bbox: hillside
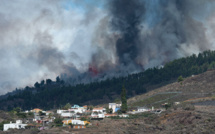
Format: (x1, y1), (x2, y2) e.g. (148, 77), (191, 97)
(1, 50), (215, 110)
(128, 69), (215, 108)
(2, 70), (215, 133)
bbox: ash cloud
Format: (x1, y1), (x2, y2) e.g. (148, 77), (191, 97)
(91, 0), (215, 71)
(0, 0), (105, 94)
(1, 0), (215, 94)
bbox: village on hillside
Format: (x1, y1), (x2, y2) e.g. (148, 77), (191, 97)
(2, 102), (168, 132)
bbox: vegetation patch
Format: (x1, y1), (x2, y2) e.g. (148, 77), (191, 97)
(130, 93), (179, 108)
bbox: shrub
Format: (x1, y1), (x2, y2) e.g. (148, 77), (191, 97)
(0, 121), (9, 131)
(16, 113), (27, 118)
(178, 75), (184, 82)
(182, 104), (195, 111)
(54, 118), (63, 127)
(68, 123), (73, 128)
(28, 112), (34, 116)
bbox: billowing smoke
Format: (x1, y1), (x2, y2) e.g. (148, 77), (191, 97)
(89, 0), (215, 76)
(1, 0), (215, 94)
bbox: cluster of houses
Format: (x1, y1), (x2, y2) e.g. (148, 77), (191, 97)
(3, 108), (55, 131)
(3, 103), (124, 131)
(4, 120), (27, 131)
(57, 103), (124, 120)
(3, 102), (168, 131)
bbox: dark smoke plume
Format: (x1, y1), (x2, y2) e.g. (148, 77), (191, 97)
(1, 0), (215, 94)
(89, 0), (214, 74)
(110, 0), (145, 66)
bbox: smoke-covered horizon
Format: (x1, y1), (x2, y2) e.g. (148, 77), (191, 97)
(1, 0), (215, 94)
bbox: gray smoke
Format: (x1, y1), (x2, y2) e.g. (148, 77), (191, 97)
(90, 0), (215, 72)
(1, 0), (215, 94)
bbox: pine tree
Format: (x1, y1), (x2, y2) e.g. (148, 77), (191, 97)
(177, 75), (184, 82)
(121, 86), (127, 113)
(63, 103), (71, 110)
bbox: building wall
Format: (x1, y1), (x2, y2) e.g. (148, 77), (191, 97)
(63, 120), (72, 125)
(137, 108), (148, 112)
(57, 110), (66, 114)
(4, 124), (27, 131)
(109, 103), (121, 113)
(69, 108), (85, 113)
(61, 112), (74, 117)
(72, 120), (85, 125)
(73, 126), (86, 129)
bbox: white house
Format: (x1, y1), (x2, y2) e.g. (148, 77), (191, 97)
(91, 112), (105, 118)
(109, 103), (121, 113)
(63, 119), (90, 126)
(4, 120), (27, 131)
(92, 107), (106, 113)
(57, 109), (67, 114)
(72, 120), (85, 125)
(119, 114), (129, 118)
(137, 107), (150, 112)
(45, 111), (54, 116)
(174, 102), (180, 105)
(60, 110), (76, 118)
(69, 108), (85, 114)
(69, 105), (86, 113)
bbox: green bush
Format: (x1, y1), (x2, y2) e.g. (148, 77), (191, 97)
(178, 75), (184, 82)
(16, 113), (27, 118)
(28, 112), (34, 116)
(54, 118), (63, 127)
(68, 123), (73, 128)
(0, 121), (9, 130)
(182, 104), (195, 111)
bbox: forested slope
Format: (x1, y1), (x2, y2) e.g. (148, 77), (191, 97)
(1, 50), (215, 111)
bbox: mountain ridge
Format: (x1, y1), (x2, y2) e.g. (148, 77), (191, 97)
(1, 50), (215, 110)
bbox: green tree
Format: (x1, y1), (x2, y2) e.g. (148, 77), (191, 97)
(54, 118), (63, 127)
(177, 75), (184, 82)
(106, 107), (113, 114)
(164, 103), (171, 110)
(56, 76), (60, 83)
(34, 82), (40, 88)
(46, 79), (52, 85)
(87, 105), (93, 110)
(0, 121), (9, 130)
(16, 113), (27, 118)
(68, 123), (73, 128)
(60, 80), (65, 85)
(28, 112), (34, 116)
(121, 86), (127, 113)
(114, 98), (121, 103)
(117, 110), (122, 115)
(40, 80), (45, 86)
(39, 111), (45, 116)
(12, 107), (21, 114)
(63, 103), (71, 110)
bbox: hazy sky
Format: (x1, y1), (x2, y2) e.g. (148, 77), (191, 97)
(1, 0), (215, 95)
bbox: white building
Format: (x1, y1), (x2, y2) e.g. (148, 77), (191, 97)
(4, 120), (27, 131)
(72, 120), (85, 125)
(109, 103), (121, 113)
(57, 109), (67, 114)
(91, 112), (105, 118)
(137, 107), (150, 112)
(174, 102), (180, 105)
(69, 105), (86, 114)
(61, 111), (76, 118)
(91, 107), (105, 118)
(92, 107), (106, 113)
(68, 108), (85, 114)
(119, 114), (129, 118)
